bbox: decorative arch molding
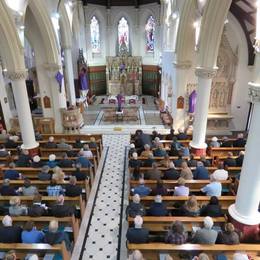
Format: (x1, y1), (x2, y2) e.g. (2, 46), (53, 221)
(27, 0), (60, 65)
(111, 12), (133, 29)
(0, 1), (25, 71)
(174, 0), (195, 62)
(59, 2), (72, 49)
(139, 8), (158, 26)
(85, 8), (106, 25)
(197, 0), (232, 68)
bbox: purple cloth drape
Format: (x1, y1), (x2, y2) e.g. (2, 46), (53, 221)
(79, 69), (89, 91)
(55, 71), (63, 93)
(189, 90), (197, 113)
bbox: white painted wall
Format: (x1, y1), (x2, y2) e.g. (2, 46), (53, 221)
(225, 12), (253, 131)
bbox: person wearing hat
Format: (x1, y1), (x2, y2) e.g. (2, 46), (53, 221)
(0, 179), (17, 196)
(45, 136), (57, 148)
(31, 155), (45, 168)
(126, 215), (149, 243)
(47, 154), (58, 168)
(210, 136), (220, 148)
(148, 195), (168, 216)
(0, 215), (22, 243)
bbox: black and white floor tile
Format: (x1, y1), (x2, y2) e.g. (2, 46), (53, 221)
(82, 134), (130, 260)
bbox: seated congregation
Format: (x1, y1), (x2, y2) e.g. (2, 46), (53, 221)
(126, 129), (259, 259)
(0, 129), (102, 259)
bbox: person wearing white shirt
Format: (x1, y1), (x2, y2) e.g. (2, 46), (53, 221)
(81, 144), (93, 158)
(211, 163), (228, 181)
(201, 175), (222, 197)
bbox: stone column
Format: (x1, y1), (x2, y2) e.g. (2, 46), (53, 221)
(190, 67), (217, 155)
(44, 63), (67, 133)
(172, 61), (191, 130)
(63, 46), (76, 106)
(7, 70), (38, 151)
(0, 66), (12, 130)
(228, 58), (260, 237)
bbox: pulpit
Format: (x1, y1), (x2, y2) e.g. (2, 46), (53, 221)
(61, 108), (84, 133)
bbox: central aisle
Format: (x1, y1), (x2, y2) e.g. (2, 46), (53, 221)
(82, 134), (130, 259)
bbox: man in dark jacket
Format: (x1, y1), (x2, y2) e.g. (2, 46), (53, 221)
(28, 194), (48, 217)
(16, 149), (31, 167)
(148, 195), (168, 216)
(58, 153), (74, 168)
(224, 152), (236, 167)
(51, 195), (76, 217)
(65, 176), (82, 197)
(126, 216), (149, 243)
(44, 220), (71, 250)
(235, 151), (244, 167)
(233, 133), (246, 147)
(0, 179), (17, 195)
(126, 194), (145, 217)
(193, 161), (209, 180)
(163, 162), (180, 180)
(0, 215), (22, 243)
(45, 136), (57, 148)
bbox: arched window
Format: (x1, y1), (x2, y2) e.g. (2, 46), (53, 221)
(118, 17), (129, 54)
(90, 16), (100, 53)
(145, 16), (155, 52)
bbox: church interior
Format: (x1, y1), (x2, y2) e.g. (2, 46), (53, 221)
(0, 0), (259, 259)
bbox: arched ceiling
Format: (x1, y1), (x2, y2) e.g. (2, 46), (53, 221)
(82, 0), (160, 8)
(230, 0), (256, 65)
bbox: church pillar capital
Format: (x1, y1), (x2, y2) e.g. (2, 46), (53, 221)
(195, 66), (218, 79)
(173, 60), (192, 70)
(248, 83), (260, 103)
(7, 69), (28, 81)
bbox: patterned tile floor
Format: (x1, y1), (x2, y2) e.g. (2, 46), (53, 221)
(82, 134), (130, 259)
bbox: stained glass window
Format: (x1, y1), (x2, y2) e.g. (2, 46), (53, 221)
(145, 16), (155, 52)
(118, 17), (129, 54)
(90, 16), (100, 53)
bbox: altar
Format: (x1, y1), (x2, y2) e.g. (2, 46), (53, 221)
(106, 56), (142, 96)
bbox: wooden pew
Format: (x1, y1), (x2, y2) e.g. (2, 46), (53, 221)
(0, 242), (70, 260)
(0, 195), (85, 219)
(130, 179), (232, 193)
(41, 133), (103, 152)
(129, 196), (236, 210)
(129, 166), (242, 176)
(208, 147), (245, 157)
(0, 215), (79, 242)
(128, 216), (226, 232)
(127, 243), (260, 260)
(0, 167), (94, 187)
(0, 156), (97, 175)
(39, 147), (100, 162)
(0, 179), (90, 201)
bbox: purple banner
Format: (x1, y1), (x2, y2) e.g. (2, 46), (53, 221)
(189, 90), (197, 113)
(79, 68), (89, 91)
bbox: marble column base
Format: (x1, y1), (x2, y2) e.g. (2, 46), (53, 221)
(228, 204), (260, 242)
